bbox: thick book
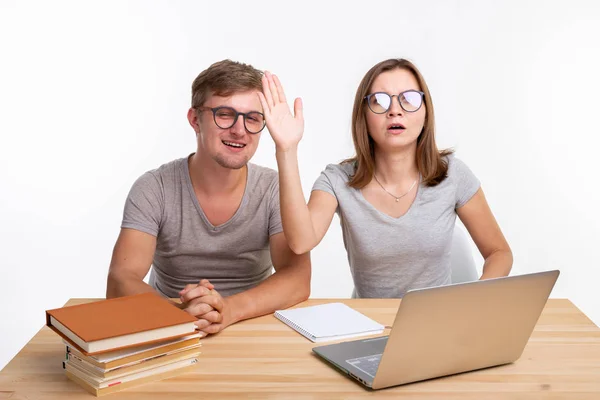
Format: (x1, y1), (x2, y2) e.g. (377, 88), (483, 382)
(65, 357), (199, 396)
(46, 292), (197, 355)
(274, 302), (385, 343)
(65, 333), (201, 370)
(67, 345), (202, 378)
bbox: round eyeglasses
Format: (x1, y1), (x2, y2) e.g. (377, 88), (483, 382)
(364, 90), (425, 114)
(196, 106), (266, 134)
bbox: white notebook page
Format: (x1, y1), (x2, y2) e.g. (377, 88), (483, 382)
(274, 303), (385, 343)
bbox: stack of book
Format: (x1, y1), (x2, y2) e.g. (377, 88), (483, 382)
(46, 292), (201, 396)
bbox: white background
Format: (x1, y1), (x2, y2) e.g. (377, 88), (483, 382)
(1, 0), (599, 370)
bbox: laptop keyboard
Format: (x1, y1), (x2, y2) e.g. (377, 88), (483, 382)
(345, 354), (382, 378)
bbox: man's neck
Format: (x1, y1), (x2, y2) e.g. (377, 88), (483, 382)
(188, 153), (247, 196)
(373, 144), (419, 184)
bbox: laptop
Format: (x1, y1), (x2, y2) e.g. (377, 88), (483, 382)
(312, 270), (559, 390)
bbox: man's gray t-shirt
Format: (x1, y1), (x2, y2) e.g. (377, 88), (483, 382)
(121, 156), (282, 298)
(312, 155), (480, 298)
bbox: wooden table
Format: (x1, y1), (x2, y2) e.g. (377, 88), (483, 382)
(1, 298), (600, 399)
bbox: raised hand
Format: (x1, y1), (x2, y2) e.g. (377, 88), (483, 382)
(257, 71), (304, 152)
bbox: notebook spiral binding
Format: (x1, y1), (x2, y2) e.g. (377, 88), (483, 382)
(274, 312), (316, 341)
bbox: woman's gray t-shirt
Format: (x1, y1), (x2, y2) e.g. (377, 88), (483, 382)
(312, 155), (480, 298)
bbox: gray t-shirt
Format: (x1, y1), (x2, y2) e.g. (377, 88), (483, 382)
(312, 155), (480, 298)
(121, 156), (282, 298)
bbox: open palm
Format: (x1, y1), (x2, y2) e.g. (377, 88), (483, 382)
(258, 71), (304, 152)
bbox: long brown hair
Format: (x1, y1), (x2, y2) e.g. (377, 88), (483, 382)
(345, 58), (452, 188)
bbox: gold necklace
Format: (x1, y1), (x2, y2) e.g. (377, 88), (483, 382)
(373, 174), (418, 202)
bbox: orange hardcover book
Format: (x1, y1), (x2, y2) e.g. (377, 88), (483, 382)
(46, 292), (197, 355)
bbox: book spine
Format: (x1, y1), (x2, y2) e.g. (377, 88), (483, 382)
(274, 312), (316, 342)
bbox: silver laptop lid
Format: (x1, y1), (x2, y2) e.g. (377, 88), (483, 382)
(372, 270), (559, 389)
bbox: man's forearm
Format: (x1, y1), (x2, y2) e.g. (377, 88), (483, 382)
(107, 273), (186, 310)
(106, 270), (155, 298)
(225, 258), (311, 324)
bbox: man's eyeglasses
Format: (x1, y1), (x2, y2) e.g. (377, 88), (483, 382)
(196, 106), (266, 134)
(364, 90), (425, 114)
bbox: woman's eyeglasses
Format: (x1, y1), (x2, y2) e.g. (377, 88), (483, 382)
(364, 90), (425, 114)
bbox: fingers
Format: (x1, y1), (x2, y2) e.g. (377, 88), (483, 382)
(272, 74), (287, 104)
(195, 293), (224, 312)
(180, 285), (212, 303)
(201, 323), (224, 335)
(199, 279), (214, 290)
(266, 71), (280, 104)
(261, 74), (275, 110)
(179, 278), (212, 296)
(194, 319), (211, 330)
(191, 304), (223, 334)
(179, 283), (197, 296)
(200, 310), (222, 324)
(192, 325), (207, 337)
(294, 97), (303, 121)
(257, 92), (270, 117)
(183, 301), (214, 318)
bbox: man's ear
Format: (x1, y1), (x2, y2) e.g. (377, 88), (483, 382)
(187, 107), (201, 133)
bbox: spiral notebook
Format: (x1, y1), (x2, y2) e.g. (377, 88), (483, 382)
(274, 303), (385, 343)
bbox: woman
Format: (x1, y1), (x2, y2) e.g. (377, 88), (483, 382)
(258, 58), (512, 298)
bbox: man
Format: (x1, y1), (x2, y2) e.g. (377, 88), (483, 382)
(106, 60), (311, 336)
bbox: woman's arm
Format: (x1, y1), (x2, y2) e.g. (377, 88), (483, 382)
(277, 148), (338, 254)
(457, 188), (513, 279)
